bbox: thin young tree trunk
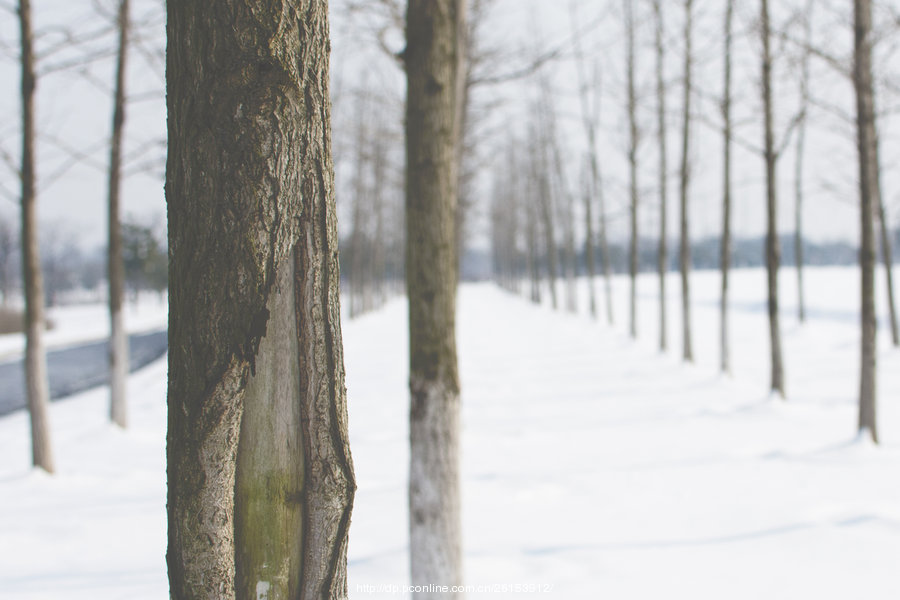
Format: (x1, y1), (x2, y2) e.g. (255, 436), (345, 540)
(526, 196), (540, 303)
(571, 5), (598, 319)
(597, 169), (614, 324)
(653, 0), (668, 352)
(761, 0), (785, 397)
(405, 0), (465, 594)
(625, 0), (639, 339)
(19, 0), (54, 474)
(108, 0), (130, 429)
(874, 139), (899, 346)
(372, 134), (388, 308)
(348, 93), (368, 318)
(546, 108), (577, 314)
(166, 2), (354, 598)
(563, 199), (577, 313)
(795, 0), (812, 324)
(0, 222), (13, 306)
(679, 0), (694, 362)
(583, 172), (597, 317)
(720, 0), (734, 374)
(854, 0), (878, 442)
(536, 143), (559, 310)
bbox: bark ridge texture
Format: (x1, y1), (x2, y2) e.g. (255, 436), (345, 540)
(167, 2), (354, 599)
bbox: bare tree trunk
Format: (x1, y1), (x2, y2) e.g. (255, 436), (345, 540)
(372, 133), (388, 308)
(582, 171), (596, 317)
(526, 195), (541, 304)
(545, 102), (577, 314)
(571, 4), (599, 319)
(597, 170), (614, 324)
(108, 0), (130, 429)
(405, 0), (465, 594)
(166, 2), (354, 598)
(19, 0), (54, 474)
(534, 131), (559, 310)
(0, 220), (13, 306)
(720, 0), (734, 374)
(874, 140), (899, 346)
(653, 0), (668, 352)
(761, 0), (785, 397)
(854, 0), (878, 442)
(679, 0), (694, 363)
(348, 92), (368, 318)
(625, 0), (639, 339)
(794, 0), (813, 325)
(562, 199), (577, 313)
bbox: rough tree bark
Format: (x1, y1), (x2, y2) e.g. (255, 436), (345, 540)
(679, 0), (694, 363)
(761, 0), (785, 397)
(854, 0), (878, 442)
(720, 0), (734, 374)
(405, 0), (465, 595)
(166, 2), (355, 599)
(107, 0), (130, 429)
(625, 0), (639, 339)
(653, 0), (668, 352)
(19, 0), (54, 474)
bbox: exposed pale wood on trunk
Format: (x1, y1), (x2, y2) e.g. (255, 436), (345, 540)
(166, 2), (354, 598)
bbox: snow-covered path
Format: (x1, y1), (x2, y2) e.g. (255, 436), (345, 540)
(1, 269), (899, 598)
(347, 279), (900, 598)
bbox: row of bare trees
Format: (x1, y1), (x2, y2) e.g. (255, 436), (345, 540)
(2, 0), (164, 473)
(486, 0), (896, 445)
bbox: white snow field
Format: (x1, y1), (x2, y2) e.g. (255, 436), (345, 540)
(1, 267), (899, 599)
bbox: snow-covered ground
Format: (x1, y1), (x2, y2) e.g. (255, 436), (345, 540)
(0, 294), (168, 361)
(1, 267), (899, 599)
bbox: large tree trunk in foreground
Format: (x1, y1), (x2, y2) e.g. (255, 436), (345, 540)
(19, 0), (54, 474)
(854, 0), (878, 442)
(166, 2), (354, 599)
(108, 0), (130, 429)
(761, 0), (785, 397)
(720, 0), (734, 374)
(405, 0), (465, 595)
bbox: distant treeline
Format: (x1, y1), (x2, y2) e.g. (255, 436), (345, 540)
(458, 234), (878, 282)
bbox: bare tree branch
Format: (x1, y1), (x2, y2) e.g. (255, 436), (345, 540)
(39, 133), (108, 173)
